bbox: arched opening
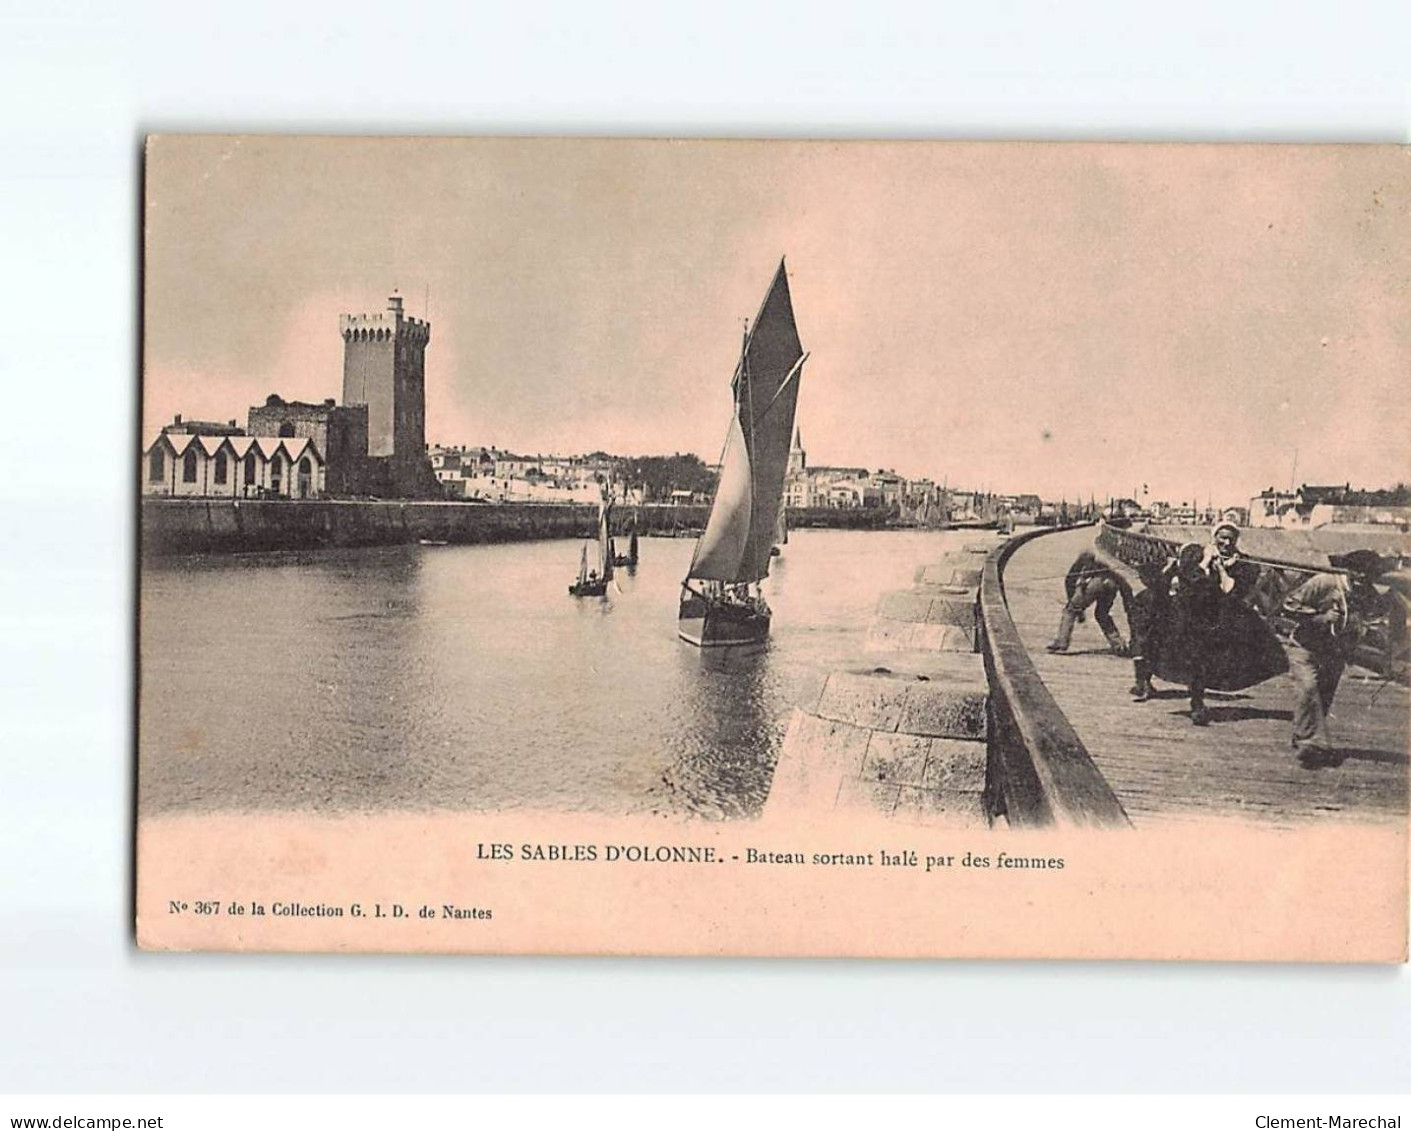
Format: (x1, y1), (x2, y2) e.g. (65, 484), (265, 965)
(298, 456), (312, 499)
(182, 449), (198, 483)
(269, 456), (283, 495)
(278, 422), (296, 438)
(244, 452), (257, 492)
(214, 451), (228, 485)
(148, 448), (164, 483)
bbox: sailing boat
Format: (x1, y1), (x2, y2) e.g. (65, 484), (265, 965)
(679, 259), (807, 647)
(568, 500), (614, 597)
(612, 509), (640, 567)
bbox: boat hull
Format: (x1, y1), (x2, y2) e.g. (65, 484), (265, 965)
(569, 580), (609, 597)
(677, 592), (770, 648)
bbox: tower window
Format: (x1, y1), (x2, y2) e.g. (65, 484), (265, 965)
(148, 448), (164, 482)
(278, 422), (296, 438)
(182, 450), (198, 483)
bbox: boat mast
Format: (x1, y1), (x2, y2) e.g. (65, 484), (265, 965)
(737, 317), (756, 591)
(599, 499), (614, 582)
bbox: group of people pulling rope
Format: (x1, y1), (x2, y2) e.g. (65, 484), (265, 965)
(1045, 522), (1407, 763)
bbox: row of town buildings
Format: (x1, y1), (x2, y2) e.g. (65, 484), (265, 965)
(145, 427), (327, 499)
(425, 428), (1059, 522)
(1247, 484), (1411, 529)
(144, 294), (439, 500)
(1105, 485), (1411, 531)
(427, 446), (640, 505)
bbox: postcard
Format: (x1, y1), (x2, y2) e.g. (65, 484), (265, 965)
(137, 137), (1408, 959)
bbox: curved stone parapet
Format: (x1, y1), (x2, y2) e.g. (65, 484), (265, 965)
(978, 526), (1131, 829)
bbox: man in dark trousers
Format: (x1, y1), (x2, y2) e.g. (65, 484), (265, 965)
(1279, 549), (1403, 761)
(1046, 549), (1131, 656)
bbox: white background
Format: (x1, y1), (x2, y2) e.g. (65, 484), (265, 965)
(2, 0), (1408, 1095)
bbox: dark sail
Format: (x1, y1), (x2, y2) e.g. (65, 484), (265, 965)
(688, 259), (806, 585)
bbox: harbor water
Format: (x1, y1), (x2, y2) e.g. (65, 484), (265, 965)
(139, 528), (978, 819)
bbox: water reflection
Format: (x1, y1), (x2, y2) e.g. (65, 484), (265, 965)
(656, 643), (776, 819)
(139, 529), (973, 819)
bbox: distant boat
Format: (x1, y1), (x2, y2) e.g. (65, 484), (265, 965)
(569, 501), (614, 597)
(612, 512), (639, 567)
(418, 538), (449, 546)
(679, 258), (807, 647)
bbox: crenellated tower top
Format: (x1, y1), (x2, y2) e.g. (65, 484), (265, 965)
(339, 293), (431, 344)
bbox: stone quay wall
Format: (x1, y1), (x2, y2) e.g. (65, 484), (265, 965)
(141, 499), (950, 557)
(140, 498), (714, 557)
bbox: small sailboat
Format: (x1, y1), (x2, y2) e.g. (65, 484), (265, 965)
(679, 258), (807, 647)
(568, 501), (614, 597)
(612, 510), (640, 567)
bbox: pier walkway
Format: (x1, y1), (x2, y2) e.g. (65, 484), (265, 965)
(1002, 526), (1409, 827)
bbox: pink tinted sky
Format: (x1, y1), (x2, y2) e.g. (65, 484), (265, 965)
(144, 138), (1409, 505)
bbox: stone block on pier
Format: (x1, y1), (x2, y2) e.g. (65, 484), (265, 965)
(893, 785), (988, 828)
(834, 777), (901, 815)
(814, 670), (911, 732)
(896, 679), (988, 741)
(914, 553), (989, 587)
(813, 661), (988, 740)
(877, 590), (933, 622)
(923, 592), (979, 632)
(860, 732), (931, 787)
(920, 736), (989, 793)
(865, 621), (976, 655)
(768, 711), (871, 811)
(864, 618), (919, 651)
(907, 623), (977, 653)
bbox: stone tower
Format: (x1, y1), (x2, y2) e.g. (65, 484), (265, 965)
(340, 294), (431, 493)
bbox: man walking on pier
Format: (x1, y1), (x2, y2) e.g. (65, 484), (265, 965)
(1046, 550), (1131, 656)
(1278, 550), (1401, 762)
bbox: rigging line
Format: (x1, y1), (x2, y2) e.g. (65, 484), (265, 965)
(753, 352), (809, 424)
(1106, 534), (1383, 578)
(1368, 671), (1408, 706)
(740, 329), (759, 587)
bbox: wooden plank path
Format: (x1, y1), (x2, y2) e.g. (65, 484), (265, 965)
(1002, 526), (1409, 827)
